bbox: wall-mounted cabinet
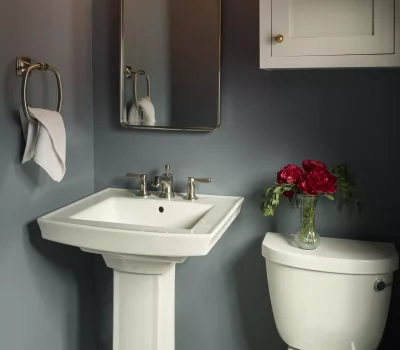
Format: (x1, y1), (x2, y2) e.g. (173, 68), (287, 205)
(260, 0), (400, 69)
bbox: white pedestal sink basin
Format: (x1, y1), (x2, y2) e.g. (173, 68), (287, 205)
(38, 188), (244, 350)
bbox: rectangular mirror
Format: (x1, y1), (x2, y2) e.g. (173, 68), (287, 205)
(120, 0), (221, 131)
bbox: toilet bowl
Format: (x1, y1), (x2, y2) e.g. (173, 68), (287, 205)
(262, 232), (399, 350)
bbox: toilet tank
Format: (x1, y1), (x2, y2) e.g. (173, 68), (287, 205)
(262, 233), (398, 350)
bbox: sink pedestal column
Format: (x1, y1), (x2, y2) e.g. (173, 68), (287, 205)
(100, 252), (187, 350)
(113, 268), (175, 350)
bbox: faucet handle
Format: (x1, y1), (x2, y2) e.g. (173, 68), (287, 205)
(126, 173), (150, 197)
(184, 177), (211, 200)
(192, 178), (211, 184)
(126, 173), (145, 179)
(163, 164), (172, 177)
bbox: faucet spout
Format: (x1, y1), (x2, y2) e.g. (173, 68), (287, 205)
(152, 176), (162, 188)
(152, 174), (175, 200)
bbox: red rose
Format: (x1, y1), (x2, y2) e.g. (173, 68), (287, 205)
(298, 169), (338, 195)
(297, 175), (318, 195)
(277, 165), (304, 184)
(302, 160), (327, 171)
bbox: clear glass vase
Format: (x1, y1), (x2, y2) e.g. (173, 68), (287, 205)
(294, 194), (320, 250)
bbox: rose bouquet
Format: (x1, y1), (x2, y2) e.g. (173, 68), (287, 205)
(260, 160), (361, 249)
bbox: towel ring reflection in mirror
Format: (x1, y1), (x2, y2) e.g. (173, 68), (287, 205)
(125, 66), (151, 104)
(125, 66), (152, 125)
(16, 57), (63, 124)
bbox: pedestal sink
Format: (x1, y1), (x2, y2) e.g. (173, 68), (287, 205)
(38, 188), (244, 350)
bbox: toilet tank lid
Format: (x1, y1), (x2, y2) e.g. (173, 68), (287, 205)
(262, 232), (399, 275)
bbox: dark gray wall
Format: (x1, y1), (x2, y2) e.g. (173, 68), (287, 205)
(0, 1), (95, 350)
(93, 0), (400, 349)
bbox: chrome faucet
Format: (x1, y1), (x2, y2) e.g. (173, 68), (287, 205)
(126, 173), (150, 197)
(152, 164), (175, 200)
(183, 177), (211, 200)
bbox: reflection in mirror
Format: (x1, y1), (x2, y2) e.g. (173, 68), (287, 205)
(120, 0), (221, 131)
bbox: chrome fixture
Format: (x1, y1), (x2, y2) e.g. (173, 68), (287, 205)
(152, 164), (175, 200)
(126, 173), (150, 197)
(184, 177), (211, 200)
(125, 67), (151, 104)
(16, 57), (63, 124)
(125, 66), (152, 126)
(375, 279), (393, 292)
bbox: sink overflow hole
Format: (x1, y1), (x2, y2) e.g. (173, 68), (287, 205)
(159, 207), (164, 213)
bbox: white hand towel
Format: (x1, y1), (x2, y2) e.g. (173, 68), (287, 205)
(127, 104), (141, 125)
(138, 97), (156, 126)
(20, 107), (66, 182)
(128, 97), (156, 126)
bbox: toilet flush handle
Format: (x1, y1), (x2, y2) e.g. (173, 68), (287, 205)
(375, 280), (393, 292)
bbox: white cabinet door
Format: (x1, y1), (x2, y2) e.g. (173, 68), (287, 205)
(272, 0), (395, 57)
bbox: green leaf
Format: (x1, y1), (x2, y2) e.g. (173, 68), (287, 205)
(324, 194), (335, 200)
(330, 163), (363, 212)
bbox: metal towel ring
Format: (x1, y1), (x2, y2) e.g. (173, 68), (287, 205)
(125, 66), (151, 106)
(16, 57), (63, 124)
(133, 70), (151, 107)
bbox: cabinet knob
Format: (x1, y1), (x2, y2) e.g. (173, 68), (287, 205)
(275, 34), (284, 43)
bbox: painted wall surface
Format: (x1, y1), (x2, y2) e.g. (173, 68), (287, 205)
(91, 0), (400, 349)
(0, 1), (95, 350)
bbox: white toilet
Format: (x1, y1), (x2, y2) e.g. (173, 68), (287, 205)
(262, 232), (399, 350)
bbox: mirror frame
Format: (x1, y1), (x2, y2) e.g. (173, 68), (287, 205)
(119, 0), (222, 131)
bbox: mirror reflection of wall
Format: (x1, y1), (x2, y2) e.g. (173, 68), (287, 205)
(121, 0), (221, 131)
(125, 0), (171, 126)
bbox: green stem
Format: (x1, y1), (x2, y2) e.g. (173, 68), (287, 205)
(300, 198), (317, 244)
